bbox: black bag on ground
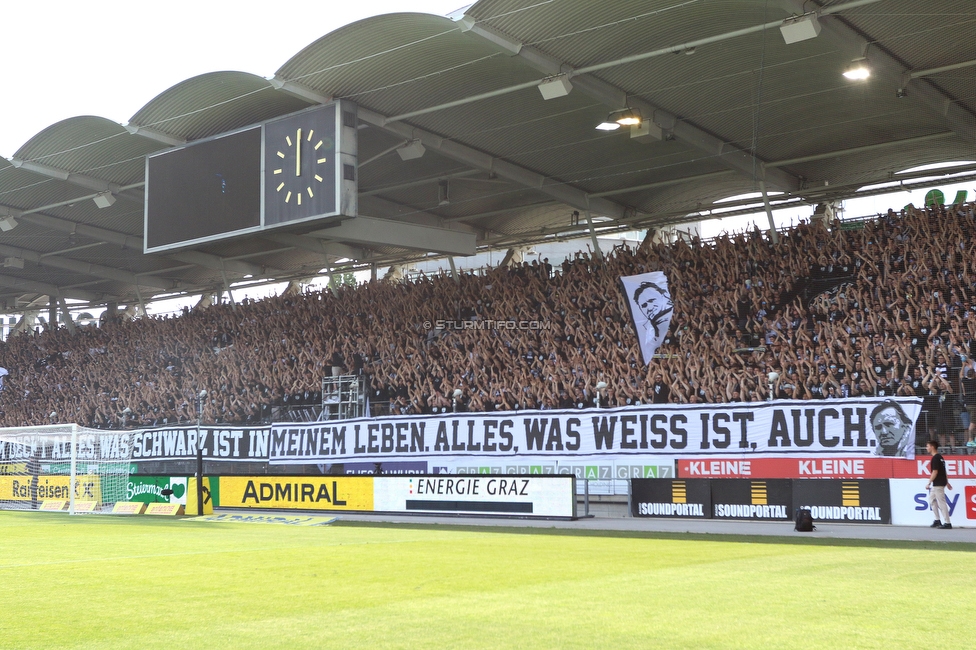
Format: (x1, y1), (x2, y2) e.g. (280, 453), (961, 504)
(794, 508), (815, 532)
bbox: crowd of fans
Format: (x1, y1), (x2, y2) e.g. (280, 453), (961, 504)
(1, 200), (976, 448)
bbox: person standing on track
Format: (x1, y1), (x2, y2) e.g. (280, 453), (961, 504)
(925, 440), (952, 529)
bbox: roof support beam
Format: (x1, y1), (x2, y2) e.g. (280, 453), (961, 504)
(165, 251), (279, 278)
(0, 274), (101, 303)
(780, 0), (976, 144)
(309, 215), (477, 256)
(261, 234), (364, 261)
(269, 77), (631, 219)
(356, 106), (630, 219)
(459, 20), (801, 192)
(124, 124), (186, 147)
(766, 132), (955, 168)
(8, 158), (145, 203)
(0, 241), (172, 290)
(1, 203), (276, 278)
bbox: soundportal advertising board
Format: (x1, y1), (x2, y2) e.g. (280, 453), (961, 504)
(632, 478), (891, 524)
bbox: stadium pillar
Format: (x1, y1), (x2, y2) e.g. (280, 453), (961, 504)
(584, 211), (604, 261)
(58, 297), (76, 335)
(220, 268), (237, 312)
(48, 299), (57, 332)
(759, 181), (780, 245)
(448, 257), (459, 284)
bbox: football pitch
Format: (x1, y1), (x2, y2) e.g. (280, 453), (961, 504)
(2, 512), (973, 649)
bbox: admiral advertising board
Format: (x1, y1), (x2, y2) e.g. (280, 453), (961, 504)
(792, 479), (891, 524)
(888, 479), (976, 528)
(219, 476), (373, 512)
(710, 479), (792, 521)
(631, 479), (711, 518)
(372, 476), (576, 518)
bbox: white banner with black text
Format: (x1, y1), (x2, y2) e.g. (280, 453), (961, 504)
(267, 397), (922, 464)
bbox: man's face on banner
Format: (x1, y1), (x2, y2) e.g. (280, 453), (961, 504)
(871, 406), (910, 455)
(636, 285), (672, 332)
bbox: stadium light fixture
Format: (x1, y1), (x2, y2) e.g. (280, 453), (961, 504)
(0, 216), (18, 232)
(779, 14), (821, 44)
(595, 108), (643, 131)
(538, 75), (573, 100)
(92, 192), (116, 209)
(396, 140), (426, 161)
(843, 59), (870, 80)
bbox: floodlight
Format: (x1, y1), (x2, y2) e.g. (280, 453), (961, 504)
(843, 60), (870, 80)
(595, 108), (643, 131)
(614, 108), (642, 126)
(0, 216), (18, 232)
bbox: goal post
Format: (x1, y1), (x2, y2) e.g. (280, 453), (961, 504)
(0, 424), (135, 514)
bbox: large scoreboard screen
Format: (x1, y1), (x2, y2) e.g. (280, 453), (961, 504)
(144, 101), (357, 253)
(145, 127), (262, 251)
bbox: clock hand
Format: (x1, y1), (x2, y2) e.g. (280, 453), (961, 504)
(296, 128), (302, 177)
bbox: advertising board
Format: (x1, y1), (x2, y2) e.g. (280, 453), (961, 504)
(888, 479), (976, 527)
(371, 475), (576, 518)
(710, 479), (792, 521)
(792, 479), (890, 524)
(219, 476), (373, 512)
(631, 479), (710, 518)
(0, 475), (101, 502)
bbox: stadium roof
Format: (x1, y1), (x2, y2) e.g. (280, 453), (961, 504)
(0, 0), (973, 311)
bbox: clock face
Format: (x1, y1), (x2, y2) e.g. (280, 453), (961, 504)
(264, 105), (338, 226)
(271, 127), (328, 206)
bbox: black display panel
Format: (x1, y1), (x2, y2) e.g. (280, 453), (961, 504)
(146, 127), (261, 252)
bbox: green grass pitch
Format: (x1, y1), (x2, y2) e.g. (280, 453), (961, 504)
(2, 511), (973, 649)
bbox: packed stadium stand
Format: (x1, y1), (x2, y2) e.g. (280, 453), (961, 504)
(0, 0), (974, 462)
(2, 199), (975, 452)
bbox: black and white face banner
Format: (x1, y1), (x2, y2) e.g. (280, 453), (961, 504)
(620, 271), (673, 364)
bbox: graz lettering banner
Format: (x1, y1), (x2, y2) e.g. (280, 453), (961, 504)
(268, 398), (922, 464)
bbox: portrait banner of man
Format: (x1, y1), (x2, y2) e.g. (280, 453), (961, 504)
(619, 271), (673, 365)
(869, 399), (917, 458)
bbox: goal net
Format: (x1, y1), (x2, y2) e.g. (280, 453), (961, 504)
(0, 424), (134, 514)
